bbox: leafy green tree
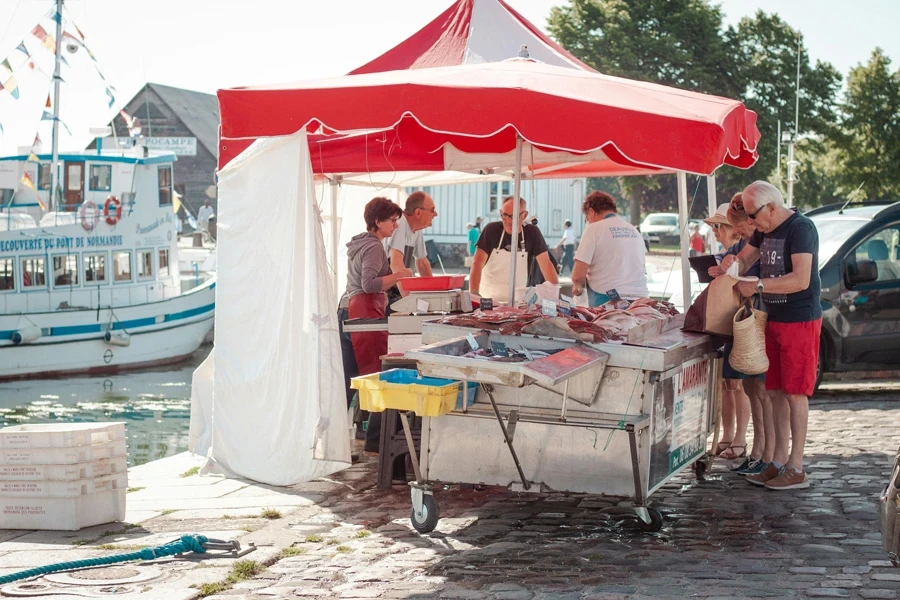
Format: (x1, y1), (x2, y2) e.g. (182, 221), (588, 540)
(830, 49), (900, 200)
(730, 12), (842, 186)
(547, 2), (842, 214)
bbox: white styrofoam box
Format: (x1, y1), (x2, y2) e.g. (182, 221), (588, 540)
(0, 439), (127, 466)
(0, 473), (127, 498)
(387, 334), (423, 354)
(0, 456), (128, 481)
(0, 488), (126, 531)
(0, 423), (126, 449)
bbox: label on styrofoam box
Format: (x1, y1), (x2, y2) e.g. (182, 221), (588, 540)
(479, 297), (493, 311)
(416, 299), (430, 313)
(541, 299), (557, 316)
(606, 289), (621, 302)
(466, 333), (479, 350)
(523, 288), (539, 307)
(490, 341), (509, 357)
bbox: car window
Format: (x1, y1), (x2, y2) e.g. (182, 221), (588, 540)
(647, 215), (677, 226)
(810, 215), (870, 269)
(850, 223), (900, 284)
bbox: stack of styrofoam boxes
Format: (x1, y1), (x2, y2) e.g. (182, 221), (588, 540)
(0, 422), (128, 531)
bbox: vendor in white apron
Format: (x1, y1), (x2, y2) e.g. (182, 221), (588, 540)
(468, 196), (559, 304)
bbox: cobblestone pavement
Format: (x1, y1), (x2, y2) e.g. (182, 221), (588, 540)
(211, 391), (899, 600)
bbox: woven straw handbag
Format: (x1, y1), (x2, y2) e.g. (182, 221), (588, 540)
(728, 296), (769, 375)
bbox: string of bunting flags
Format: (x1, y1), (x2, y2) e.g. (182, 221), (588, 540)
(0, 6), (117, 139)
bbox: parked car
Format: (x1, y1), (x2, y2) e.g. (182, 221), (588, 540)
(808, 201), (900, 391)
(640, 213), (679, 243)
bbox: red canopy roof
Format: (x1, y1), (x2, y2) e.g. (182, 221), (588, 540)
(218, 59), (759, 176)
(349, 0), (595, 74)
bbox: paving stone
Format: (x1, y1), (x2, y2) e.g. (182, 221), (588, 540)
(859, 591), (897, 599)
(806, 589), (849, 598)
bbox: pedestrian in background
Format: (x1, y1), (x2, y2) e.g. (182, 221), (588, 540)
(689, 223), (705, 257)
(556, 219), (576, 275)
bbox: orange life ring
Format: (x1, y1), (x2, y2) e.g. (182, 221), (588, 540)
(79, 201), (99, 231)
(104, 195), (122, 226)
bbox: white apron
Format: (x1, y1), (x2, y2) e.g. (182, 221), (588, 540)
(480, 230), (528, 304)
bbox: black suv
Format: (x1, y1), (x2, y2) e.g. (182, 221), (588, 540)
(806, 201), (900, 391)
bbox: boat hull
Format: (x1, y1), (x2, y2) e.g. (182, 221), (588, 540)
(0, 282), (214, 381)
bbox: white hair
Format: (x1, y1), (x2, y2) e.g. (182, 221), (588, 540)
(743, 180), (784, 210)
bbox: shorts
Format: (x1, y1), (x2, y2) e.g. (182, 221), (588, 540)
(722, 342), (765, 381)
(764, 318), (822, 397)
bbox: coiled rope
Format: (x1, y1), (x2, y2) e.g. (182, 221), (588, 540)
(0, 534), (209, 585)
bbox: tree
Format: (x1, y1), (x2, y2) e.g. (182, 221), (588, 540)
(830, 49), (900, 200)
(547, 2), (842, 213)
(548, 0), (740, 223)
(729, 12), (842, 187)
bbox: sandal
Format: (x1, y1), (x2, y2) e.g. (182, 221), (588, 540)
(720, 445), (747, 460)
(715, 441), (732, 456)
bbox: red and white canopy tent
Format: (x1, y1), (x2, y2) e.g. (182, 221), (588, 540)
(218, 58), (760, 305)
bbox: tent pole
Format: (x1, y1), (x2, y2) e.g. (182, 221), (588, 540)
(677, 171), (691, 311)
(508, 135), (524, 305)
(706, 173), (717, 252)
(330, 177), (340, 301)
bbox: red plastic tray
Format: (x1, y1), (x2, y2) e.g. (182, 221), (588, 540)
(399, 275), (466, 292)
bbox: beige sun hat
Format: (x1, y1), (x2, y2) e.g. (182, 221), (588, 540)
(704, 203), (732, 226)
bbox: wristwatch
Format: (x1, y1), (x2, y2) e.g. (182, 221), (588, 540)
(756, 279), (764, 293)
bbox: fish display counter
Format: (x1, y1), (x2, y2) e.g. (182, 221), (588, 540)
(354, 298), (721, 534)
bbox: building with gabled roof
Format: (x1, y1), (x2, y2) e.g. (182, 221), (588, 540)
(88, 82), (219, 218)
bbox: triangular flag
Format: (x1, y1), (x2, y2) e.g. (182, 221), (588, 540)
(32, 134), (42, 152)
(0, 59), (11, 74)
(20, 172), (36, 190)
(51, 10), (62, 25)
(105, 87), (115, 108)
(3, 77), (19, 100)
(0, 122), (4, 136)
(43, 35), (56, 53)
(74, 23), (85, 40)
(15, 42), (28, 55)
(27, 60), (36, 70)
(59, 54), (69, 66)
(27, 153), (39, 163)
(45, 94), (52, 109)
(41, 111), (72, 135)
(31, 24), (48, 42)
(119, 109), (134, 127)
(173, 193), (182, 215)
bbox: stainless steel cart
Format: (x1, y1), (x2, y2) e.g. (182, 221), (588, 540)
(393, 321), (720, 534)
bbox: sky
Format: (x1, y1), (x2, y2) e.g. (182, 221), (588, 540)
(0, 0), (898, 155)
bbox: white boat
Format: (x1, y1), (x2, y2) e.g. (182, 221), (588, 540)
(0, 146), (215, 380)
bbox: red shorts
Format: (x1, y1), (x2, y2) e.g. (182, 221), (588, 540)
(764, 319), (822, 397)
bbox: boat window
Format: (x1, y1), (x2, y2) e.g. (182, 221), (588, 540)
(0, 189), (13, 205)
(89, 165), (112, 192)
(0, 258), (13, 291)
(84, 253), (107, 284)
(137, 249), (153, 279)
(113, 251), (132, 282)
(21, 257), (46, 288)
(38, 164), (51, 190)
(52, 254), (79, 287)
(158, 166), (172, 206)
(158, 248), (169, 278)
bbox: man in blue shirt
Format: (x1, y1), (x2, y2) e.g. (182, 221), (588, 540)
(723, 181), (822, 491)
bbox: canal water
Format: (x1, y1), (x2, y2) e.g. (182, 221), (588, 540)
(0, 348), (208, 466)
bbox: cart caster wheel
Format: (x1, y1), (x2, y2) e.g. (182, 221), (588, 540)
(694, 457), (709, 480)
(410, 494), (440, 534)
(639, 508), (664, 533)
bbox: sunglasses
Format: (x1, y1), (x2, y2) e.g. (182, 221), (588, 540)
(747, 203), (770, 220)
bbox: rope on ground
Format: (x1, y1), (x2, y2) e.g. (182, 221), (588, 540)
(0, 534), (208, 585)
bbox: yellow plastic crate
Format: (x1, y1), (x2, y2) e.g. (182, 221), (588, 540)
(351, 369), (476, 417)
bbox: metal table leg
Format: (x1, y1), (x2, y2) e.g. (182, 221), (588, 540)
(399, 411), (423, 484)
(482, 384), (531, 491)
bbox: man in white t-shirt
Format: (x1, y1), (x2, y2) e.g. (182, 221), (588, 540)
(387, 191), (437, 295)
(555, 219), (576, 274)
(571, 191), (648, 306)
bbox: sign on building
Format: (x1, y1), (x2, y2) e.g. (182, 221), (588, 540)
(144, 137), (197, 156)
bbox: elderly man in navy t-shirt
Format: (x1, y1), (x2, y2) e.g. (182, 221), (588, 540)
(722, 180), (822, 491)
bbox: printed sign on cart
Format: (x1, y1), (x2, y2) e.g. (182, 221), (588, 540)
(670, 360), (708, 451)
(647, 358), (710, 492)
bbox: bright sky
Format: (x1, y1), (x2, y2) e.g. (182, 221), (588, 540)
(0, 0), (898, 156)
